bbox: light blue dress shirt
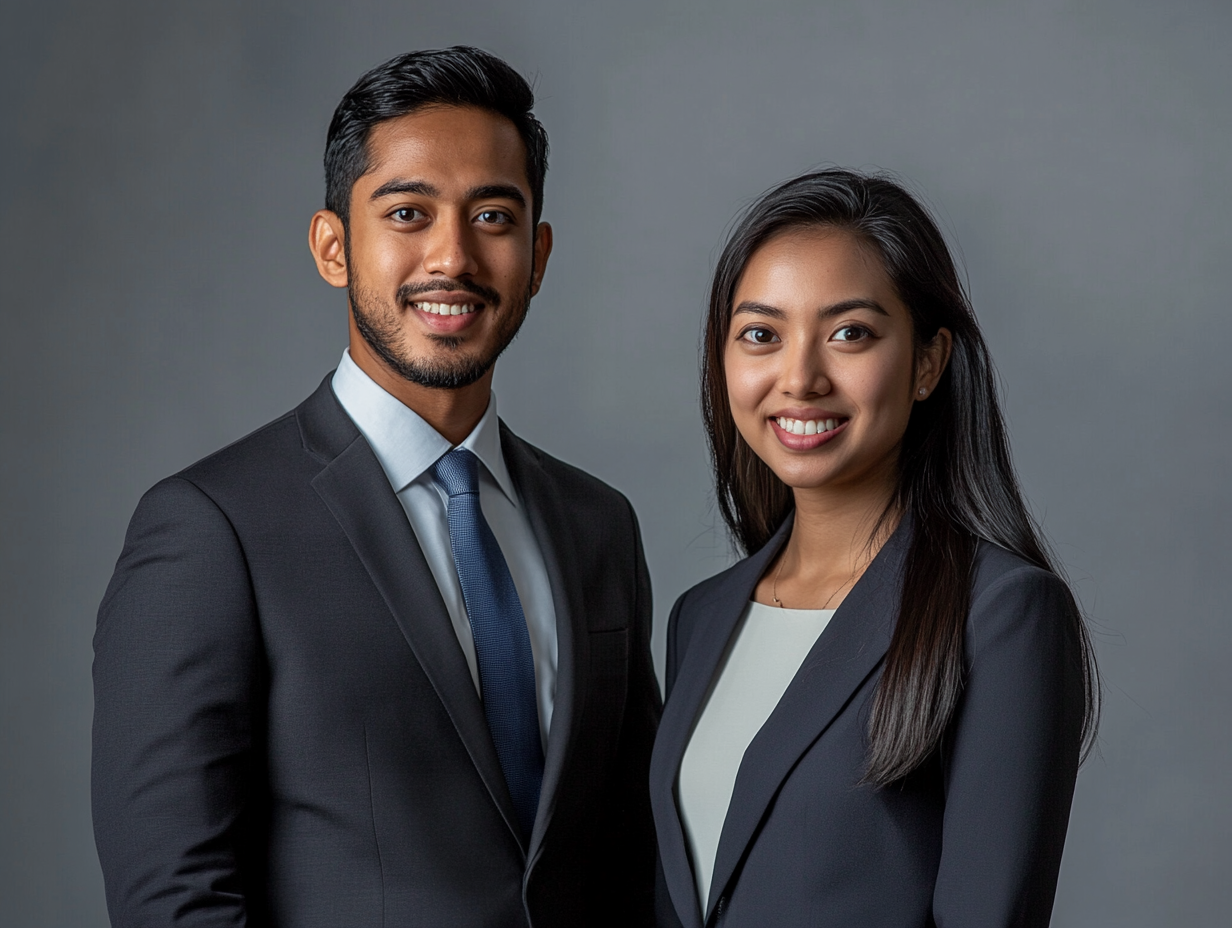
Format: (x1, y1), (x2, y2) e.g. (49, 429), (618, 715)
(331, 350), (558, 746)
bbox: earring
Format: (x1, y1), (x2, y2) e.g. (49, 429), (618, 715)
(918, 388), (927, 396)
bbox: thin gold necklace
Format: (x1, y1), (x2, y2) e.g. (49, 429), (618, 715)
(771, 548), (860, 611)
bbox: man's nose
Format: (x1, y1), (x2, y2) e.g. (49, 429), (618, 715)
(422, 213), (479, 278)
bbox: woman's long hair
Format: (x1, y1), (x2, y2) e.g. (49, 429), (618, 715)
(702, 169), (1098, 786)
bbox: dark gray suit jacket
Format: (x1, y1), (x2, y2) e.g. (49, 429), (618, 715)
(92, 376), (660, 928)
(650, 517), (1085, 928)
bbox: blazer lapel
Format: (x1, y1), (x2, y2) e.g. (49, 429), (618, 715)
(299, 379), (525, 851)
(650, 518), (793, 928)
(499, 425), (586, 865)
(704, 518), (911, 916)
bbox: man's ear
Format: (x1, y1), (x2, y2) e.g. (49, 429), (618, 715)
(914, 327), (953, 399)
(529, 221), (553, 297)
(309, 210), (349, 288)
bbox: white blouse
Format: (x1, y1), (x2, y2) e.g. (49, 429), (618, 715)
(677, 600), (836, 915)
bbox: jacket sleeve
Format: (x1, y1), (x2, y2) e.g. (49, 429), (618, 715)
(932, 566), (1086, 928)
(663, 590), (688, 701)
(92, 476), (262, 927)
(611, 497), (665, 926)
(654, 589), (690, 928)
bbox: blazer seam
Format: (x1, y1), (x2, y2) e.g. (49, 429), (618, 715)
(176, 475), (263, 630)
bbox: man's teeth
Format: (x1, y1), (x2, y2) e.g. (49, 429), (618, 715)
(415, 301), (476, 316)
(776, 417), (839, 436)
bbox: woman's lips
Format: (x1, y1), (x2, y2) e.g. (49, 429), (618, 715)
(770, 415), (849, 450)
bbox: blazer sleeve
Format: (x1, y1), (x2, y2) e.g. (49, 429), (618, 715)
(932, 566), (1086, 928)
(654, 589), (690, 928)
(610, 497), (664, 926)
(92, 476), (262, 927)
(662, 589), (688, 700)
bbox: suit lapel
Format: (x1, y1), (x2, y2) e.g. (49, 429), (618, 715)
(499, 425), (586, 865)
(652, 515), (912, 927)
(299, 379), (525, 850)
(650, 518), (793, 928)
(704, 518), (910, 916)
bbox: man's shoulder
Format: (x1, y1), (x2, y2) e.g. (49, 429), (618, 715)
(164, 378), (345, 501)
(500, 424), (632, 513)
(174, 409), (306, 489)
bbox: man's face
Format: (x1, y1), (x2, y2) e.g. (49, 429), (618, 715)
(333, 105), (550, 389)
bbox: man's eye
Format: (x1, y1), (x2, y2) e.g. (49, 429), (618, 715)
(392, 208), (424, 222)
(477, 210), (511, 225)
(832, 325), (871, 342)
(740, 327), (778, 345)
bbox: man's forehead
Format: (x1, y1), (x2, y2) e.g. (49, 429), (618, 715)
(359, 105), (530, 196)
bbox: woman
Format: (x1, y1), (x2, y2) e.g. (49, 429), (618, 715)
(650, 170), (1098, 928)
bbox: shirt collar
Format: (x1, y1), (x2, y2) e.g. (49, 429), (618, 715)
(331, 349), (517, 504)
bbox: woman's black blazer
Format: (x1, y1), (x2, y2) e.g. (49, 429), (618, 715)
(650, 516), (1086, 928)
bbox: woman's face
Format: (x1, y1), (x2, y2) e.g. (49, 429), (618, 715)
(724, 227), (950, 496)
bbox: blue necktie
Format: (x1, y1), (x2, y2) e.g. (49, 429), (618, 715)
(433, 448), (544, 839)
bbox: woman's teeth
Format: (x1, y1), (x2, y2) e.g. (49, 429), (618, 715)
(776, 417), (839, 436)
(415, 302), (476, 316)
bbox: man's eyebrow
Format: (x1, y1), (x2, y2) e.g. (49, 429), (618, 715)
(467, 184), (527, 207)
(369, 179), (439, 200)
(367, 180), (527, 209)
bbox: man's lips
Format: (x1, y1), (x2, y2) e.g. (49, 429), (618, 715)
(407, 292), (487, 332)
(770, 412), (849, 450)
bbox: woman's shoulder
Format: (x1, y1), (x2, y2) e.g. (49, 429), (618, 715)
(967, 540), (1079, 653)
(970, 541), (1069, 601)
(670, 555), (756, 622)
(663, 555), (764, 691)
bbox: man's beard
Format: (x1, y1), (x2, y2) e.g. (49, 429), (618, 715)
(349, 273), (532, 389)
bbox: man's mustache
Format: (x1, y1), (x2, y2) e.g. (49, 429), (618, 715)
(397, 280), (502, 308)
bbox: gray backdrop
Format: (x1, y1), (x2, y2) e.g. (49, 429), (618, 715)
(2, 1), (1229, 924)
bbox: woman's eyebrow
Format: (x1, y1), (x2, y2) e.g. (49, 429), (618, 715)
(819, 298), (890, 318)
(734, 298), (890, 318)
(733, 301), (787, 319)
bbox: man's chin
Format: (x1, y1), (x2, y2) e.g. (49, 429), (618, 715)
(387, 352), (495, 390)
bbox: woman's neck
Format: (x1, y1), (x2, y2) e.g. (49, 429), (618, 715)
(754, 476), (900, 611)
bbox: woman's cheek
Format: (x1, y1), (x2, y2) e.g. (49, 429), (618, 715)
(725, 357), (770, 417)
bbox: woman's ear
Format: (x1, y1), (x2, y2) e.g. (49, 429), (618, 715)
(914, 327), (953, 399)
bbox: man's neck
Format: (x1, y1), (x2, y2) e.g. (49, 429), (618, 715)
(347, 333), (493, 446)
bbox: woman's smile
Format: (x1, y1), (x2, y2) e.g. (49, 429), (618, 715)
(769, 412), (849, 449)
(724, 226), (930, 496)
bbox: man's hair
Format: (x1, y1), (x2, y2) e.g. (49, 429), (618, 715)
(324, 46), (549, 229)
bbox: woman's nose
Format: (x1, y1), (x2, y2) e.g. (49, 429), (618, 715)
(779, 341), (831, 398)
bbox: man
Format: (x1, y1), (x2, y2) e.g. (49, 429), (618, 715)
(92, 47), (659, 927)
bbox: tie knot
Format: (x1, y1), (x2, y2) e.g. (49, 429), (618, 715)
(433, 448), (480, 498)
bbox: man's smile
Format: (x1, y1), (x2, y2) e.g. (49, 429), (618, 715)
(405, 288), (492, 332)
(414, 300), (478, 316)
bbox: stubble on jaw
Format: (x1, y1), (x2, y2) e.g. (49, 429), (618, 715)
(348, 274), (533, 390)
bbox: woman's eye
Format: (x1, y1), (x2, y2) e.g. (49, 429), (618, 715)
(832, 324), (871, 342)
(477, 210), (511, 225)
(740, 327), (779, 345)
